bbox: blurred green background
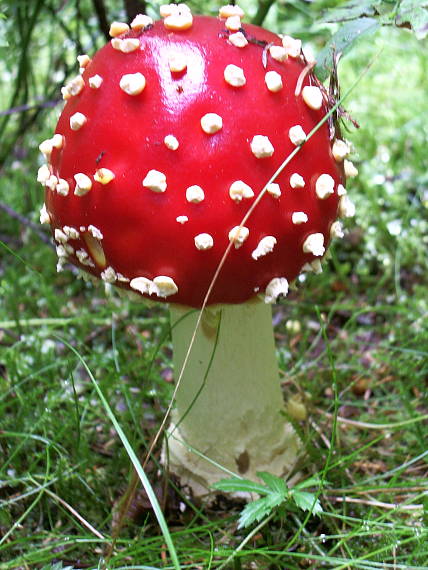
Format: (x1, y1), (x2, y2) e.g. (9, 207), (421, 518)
(0, 1), (427, 568)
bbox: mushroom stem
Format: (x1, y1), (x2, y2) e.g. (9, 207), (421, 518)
(165, 299), (300, 496)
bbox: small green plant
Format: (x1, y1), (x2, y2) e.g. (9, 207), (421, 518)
(213, 473), (323, 529)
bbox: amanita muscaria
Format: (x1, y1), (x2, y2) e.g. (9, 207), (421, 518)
(38, 4), (356, 495)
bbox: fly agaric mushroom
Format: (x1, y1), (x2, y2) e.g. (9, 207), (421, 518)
(38, 4), (356, 495)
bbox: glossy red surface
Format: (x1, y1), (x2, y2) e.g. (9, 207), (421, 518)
(46, 15), (343, 307)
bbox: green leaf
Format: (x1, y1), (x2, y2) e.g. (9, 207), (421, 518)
(323, 0), (381, 22)
(212, 477), (268, 496)
(396, 0), (428, 39)
(315, 18), (380, 81)
(292, 491), (323, 516)
(238, 496), (273, 529)
(256, 471), (288, 495)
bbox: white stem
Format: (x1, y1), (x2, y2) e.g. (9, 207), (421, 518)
(164, 299), (300, 496)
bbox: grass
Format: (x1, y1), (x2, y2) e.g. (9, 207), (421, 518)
(1, 6), (428, 570)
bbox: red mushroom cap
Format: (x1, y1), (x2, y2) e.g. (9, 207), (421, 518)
(41, 9), (349, 308)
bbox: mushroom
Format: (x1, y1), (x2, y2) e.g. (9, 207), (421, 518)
(38, 5), (355, 496)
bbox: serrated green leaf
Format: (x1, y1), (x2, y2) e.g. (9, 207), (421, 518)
(315, 18), (380, 81)
(292, 491), (323, 516)
(396, 0), (428, 39)
(264, 491), (287, 509)
(256, 471), (288, 495)
(212, 477), (268, 496)
(238, 497), (273, 529)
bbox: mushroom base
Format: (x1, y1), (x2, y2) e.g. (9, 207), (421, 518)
(164, 300), (301, 497)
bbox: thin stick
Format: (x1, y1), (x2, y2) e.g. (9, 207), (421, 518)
(319, 410), (428, 430)
(328, 495), (423, 512)
(43, 487), (105, 539)
(0, 201), (53, 246)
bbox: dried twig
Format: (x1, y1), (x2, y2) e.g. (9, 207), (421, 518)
(0, 201), (53, 246)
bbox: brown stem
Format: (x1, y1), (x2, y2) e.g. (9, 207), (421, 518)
(252, 0), (276, 26)
(124, 0), (147, 22)
(91, 0), (110, 40)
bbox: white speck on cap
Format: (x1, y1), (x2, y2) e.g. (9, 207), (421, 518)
(228, 31), (248, 48)
(266, 183), (281, 198)
(89, 74), (103, 89)
(168, 53), (187, 73)
(332, 139), (350, 162)
(186, 185), (205, 203)
(109, 21), (130, 37)
(87, 225), (103, 242)
(56, 244), (72, 258)
(143, 170), (167, 193)
(176, 215), (188, 224)
(303, 233), (325, 256)
(131, 14), (153, 30)
(225, 15), (242, 31)
(101, 266), (118, 283)
(289, 125), (306, 146)
(315, 173), (335, 200)
(120, 72), (146, 95)
(38, 138), (54, 158)
(194, 233), (214, 250)
(269, 45), (287, 62)
(201, 113), (223, 134)
(250, 135), (274, 158)
(224, 64), (246, 87)
(281, 35), (302, 58)
(56, 178), (70, 196)
(111, 37), (140, 53)
(330, 220), (344, 238)
(45, 175), (58, 191)
(77, 54), (91, 69)
(63, 226), (79, 239)
(76, 249), (95, 267)
(292, 211), (308, 224)
(228, 225), (249, 248)
(152, 276), (178, 297)
(265, 277), (289, 304)
(52, 134), (64, 149)
(338, 195), (356, 218)
(344, 159), (359, 178)
(39, 204), (50, 225)
(290, 173), (305, 189)
(219, 4), (245, 18)
(265, 71), (283, 92)
(54, 228), (68, 243)
(164, 134), (179, 150)
(94, 168), (115, 184)
(61, 75), (85, 100)
(37, 164), (51, 184)
(70, 112), (87, 131)
(229, 180), (254, 202)
(74, 173), (92, 196)
(337, 184), (347, 196)
(251, 236), (277, 260)
(302, 85), (323, 110)
(162, 4), (193, 30)
(302, 259), (323, 274)
(131, 276), (152, 295)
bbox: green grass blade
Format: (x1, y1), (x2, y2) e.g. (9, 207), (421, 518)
(56, 336), (181, 570)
